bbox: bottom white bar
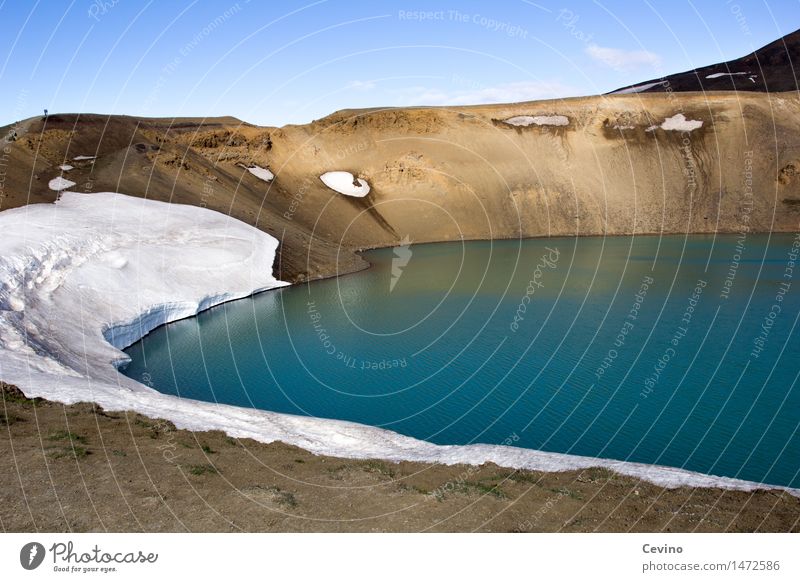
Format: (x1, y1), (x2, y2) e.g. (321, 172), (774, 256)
(1, 533), (795, 581)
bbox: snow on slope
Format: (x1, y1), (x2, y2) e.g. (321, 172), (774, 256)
(247, 165), (274, 182)
(706, 71), (748, 78)
(0, 192), (795, 496)
(48, 177), (76, 191)
(609, 81), (663, 94)
(503, 115), (569, 127)
(320, 171), (370, 197)
(660, 113), (703, 131)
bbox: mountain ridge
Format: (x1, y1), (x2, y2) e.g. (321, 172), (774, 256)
(611, 27), (800, 94)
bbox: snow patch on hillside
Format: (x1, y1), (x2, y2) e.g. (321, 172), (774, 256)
(320, 171), (370, 197)
(48, 177), (76, 191)
(660, 113), (703, 131)
(706, 72), (748, 79)
(503, 115), (569, 127)
(610, 81), (662, 94)
(247, 165), (274, 182)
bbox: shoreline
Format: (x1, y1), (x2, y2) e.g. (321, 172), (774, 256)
(122, 245), (800, 498)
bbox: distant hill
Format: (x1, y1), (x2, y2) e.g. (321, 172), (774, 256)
(611, 28), (800, 94)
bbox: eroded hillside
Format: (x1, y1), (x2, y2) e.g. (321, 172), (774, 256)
(2, 91), (799, 281)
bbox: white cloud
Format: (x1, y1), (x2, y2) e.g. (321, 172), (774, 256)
(390, 80), (577, 107)
(586, 44), (661, 72)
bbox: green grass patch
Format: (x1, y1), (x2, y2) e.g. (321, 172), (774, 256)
(505, 472), (542, 485)
(49, 446), (90, 460)
(241, 485), (298, 508)
(92, 407), (120, 419)
(186, 463), (218, 476)
(47, 430), (87, 444)
(459, 481), (507, 498)
(432, 480), (507, 501)
(272, 489), (297, 508)
(0, 412), (26, 426)
(1, 393), (40, 408)
(359, 460), (396, 478)
(577, 467), (615, 483)
(549, 487), (583, 500)
(480, 471), (543, 486)
(134, 418), (175, 439)
(396, 483), (429, 495)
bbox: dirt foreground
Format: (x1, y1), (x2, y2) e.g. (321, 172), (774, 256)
(1, 383), (797, 533)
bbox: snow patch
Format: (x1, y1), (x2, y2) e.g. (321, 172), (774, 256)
(706, 72), (748, 79)
(58, 164), (74, 171)
(610, 81), (662, 94)
(660, 113), (703, 132)
(320, 171), (370, 197)
(503, 115), (569, 127)
(73, 155), (96, 161)
(247, 165), (274, 182)
(48, 177), (76, 191)
(645, 125), (659, 132)
(0, 193), (796, 496)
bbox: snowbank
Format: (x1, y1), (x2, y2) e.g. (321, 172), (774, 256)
(320, 171), (370, 197)
(0, 192), (795, 496)
(0, 191), (288, 387)
(48, 177), (76, 191)
(503, 115), (569, 127)
(247, 165), (274, 182)
(660, 113), (703, 131)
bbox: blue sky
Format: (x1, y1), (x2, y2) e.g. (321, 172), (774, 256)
(0, 0), (797, 127)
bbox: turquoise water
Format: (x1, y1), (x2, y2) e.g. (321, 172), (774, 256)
(122, 235), (800, 487)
